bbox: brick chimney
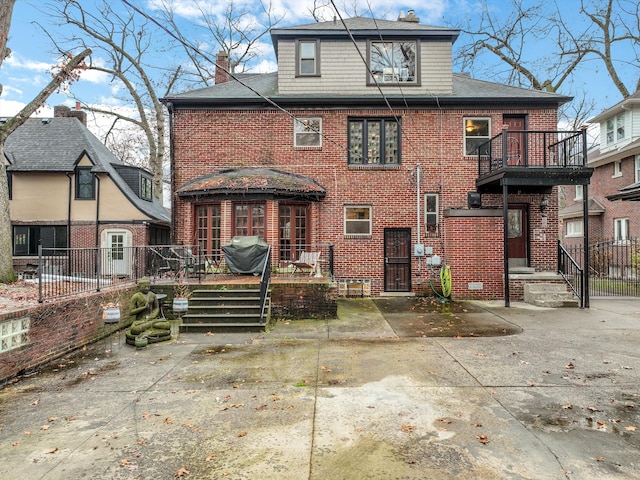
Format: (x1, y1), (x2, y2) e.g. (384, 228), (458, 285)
(398, 9), (420, 23)
(215, 51), (230, 84)
(54, 103), (87, 126)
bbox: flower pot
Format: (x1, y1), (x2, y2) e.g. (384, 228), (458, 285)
(173, 297), (189, 313)
(102, 307), (121, 324)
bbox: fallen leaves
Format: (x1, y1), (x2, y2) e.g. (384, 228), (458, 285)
(476, 434), (490, 445)
(175, 465), (190, 477)
(400, 424), (416, 433)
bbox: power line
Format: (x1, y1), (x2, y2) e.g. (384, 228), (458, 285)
(119, 0), (348, 154)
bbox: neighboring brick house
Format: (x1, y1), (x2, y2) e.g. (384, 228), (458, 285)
(560, 91), (640, 248)
(163, 14), (591, 301)
(4, 105), (170, 276)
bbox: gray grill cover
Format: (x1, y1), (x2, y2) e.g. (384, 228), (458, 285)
(222, 236), (269, 274)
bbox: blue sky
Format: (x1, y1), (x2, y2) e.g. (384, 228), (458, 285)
(0, 0), (635, 133)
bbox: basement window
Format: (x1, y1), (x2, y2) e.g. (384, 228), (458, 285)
(0, 317), (30, 353)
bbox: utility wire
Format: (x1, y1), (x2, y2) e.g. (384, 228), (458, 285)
(119, 0), (348, 154)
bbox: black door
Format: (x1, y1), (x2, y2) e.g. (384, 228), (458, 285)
(384, 228), (411, 292)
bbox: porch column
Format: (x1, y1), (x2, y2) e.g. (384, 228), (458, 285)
(503, 183), (510, 307)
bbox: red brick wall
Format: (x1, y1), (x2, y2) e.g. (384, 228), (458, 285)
(0, 288), (135, 382)
(171, 106), (560, 297)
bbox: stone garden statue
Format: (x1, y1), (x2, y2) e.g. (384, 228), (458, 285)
(125, 277), (171, 347)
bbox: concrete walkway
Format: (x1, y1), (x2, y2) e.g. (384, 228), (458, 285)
(1, 298), (639, 479)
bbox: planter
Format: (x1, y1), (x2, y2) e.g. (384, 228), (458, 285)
(102, 307), (121, 324)
(172, 297), (189, 313)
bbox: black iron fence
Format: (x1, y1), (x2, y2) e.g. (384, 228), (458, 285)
(25, 242), (334, 303)
(563, 238), (640, 297)
(478, 130), (586, 176)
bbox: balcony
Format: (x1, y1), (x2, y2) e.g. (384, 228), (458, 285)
(476, 130), (593, 193)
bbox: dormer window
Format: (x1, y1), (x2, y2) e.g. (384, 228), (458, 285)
(75, 167), (95, 199)
(369, 40), (417, 84)
(296, 39), (320, 76)
(606, 112), (626, 144)
(141, 175), (152, 201)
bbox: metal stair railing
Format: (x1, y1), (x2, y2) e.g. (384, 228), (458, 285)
(558, 241), (584, 308)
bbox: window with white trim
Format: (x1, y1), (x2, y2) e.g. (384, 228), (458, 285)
(614, 218), (630, 243)
(344, 205), (371, 236)
(464, 118), (491, 156)
(566, 220), (583, 237)
(606, 113), (626, 144)
(574, 185), (583, 201)
(424, 193), (438, 233)
(1, 317), (30, 353)
(613, 160), (622, 177)
(635, 155), (640, 183)
(294, 117), (322, 147)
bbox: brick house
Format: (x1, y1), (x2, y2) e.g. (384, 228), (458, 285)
(560, 90), (640, 247)
(4, 105), (170, 276)
(163, 14), (591, 302)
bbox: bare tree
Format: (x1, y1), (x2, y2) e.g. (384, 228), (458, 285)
(0, 0), (91, 282)
(42, 0), (172, 201)
(454, 0), (639, 100)
(571, 0), (640, 97)
(149, 0), (285, 87)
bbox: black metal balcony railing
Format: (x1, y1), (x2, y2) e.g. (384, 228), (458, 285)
(26, 242), (334, 303)
(477, 130), (587, 176)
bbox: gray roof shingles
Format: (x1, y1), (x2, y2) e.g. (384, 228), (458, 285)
(164, 72), (570, 105)
(5, 117), (169, 223)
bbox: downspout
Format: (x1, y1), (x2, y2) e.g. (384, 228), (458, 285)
(167, 102), (176, 245)
(95, 175), (101, 290)
(416, 164), (421, 261)
(95, 175), (101, 247)
(66, 173), (72, 275)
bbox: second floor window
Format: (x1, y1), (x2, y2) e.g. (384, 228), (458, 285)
(348, 118), (400, 165)
(464, 118), (490, 156)
(635, 155), (640, 183)
(76, 167), (95, 199)
(369, 40), (417, 84)
(141, 175), (153, 201)
(574, 185), (583, 200)
(294, 117), (322, 147)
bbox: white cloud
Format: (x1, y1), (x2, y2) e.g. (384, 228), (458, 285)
(0, 99), (53, 118)
(79, 68), (112, 85)
(5, 53), (53, 72)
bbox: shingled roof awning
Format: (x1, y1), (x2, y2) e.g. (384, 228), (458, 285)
(177, 168), (326, 201)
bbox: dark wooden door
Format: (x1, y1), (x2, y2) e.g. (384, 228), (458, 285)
(504, 115), (526, 166)
(384, 228), (411, 292)
(508, 205), (528, 267)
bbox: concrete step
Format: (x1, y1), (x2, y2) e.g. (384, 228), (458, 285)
(523, 283), (579, 308)
(180, 322), (267, 333)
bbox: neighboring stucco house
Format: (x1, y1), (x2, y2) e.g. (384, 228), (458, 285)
(162, 13), (591, 301)
(4, 105), (170, 276)
(560, 90), (640, 248)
